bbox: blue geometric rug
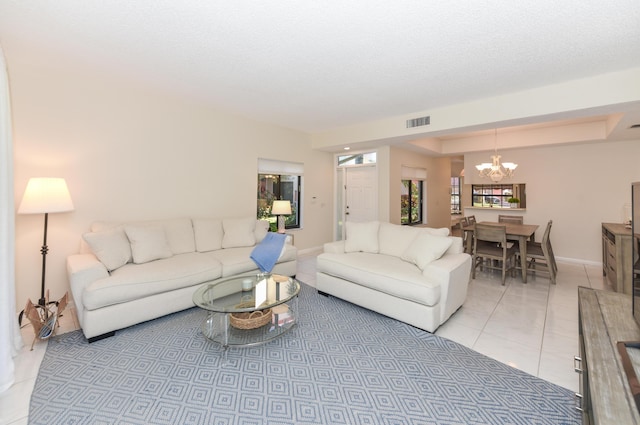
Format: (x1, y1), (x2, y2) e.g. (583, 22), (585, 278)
(29, 283), (580, 425)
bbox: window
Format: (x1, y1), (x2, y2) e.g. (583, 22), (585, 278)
(338, 152), (377, 166)
(257, 159), (303, 231)
(451, 177), (461, 213)
(471, 184), (526, 208)
(400, 165), (426, 225)
(401, 180), (423, 224)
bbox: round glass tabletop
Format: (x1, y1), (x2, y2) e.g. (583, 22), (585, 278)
(193, 273), (300, 313)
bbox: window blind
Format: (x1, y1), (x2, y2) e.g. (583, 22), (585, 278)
(401, 166), (426, 180)
(258, 158), (304, 175)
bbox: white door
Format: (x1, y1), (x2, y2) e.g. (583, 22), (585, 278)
(335, 165), (378, 239)
(346, 166), (377, 222)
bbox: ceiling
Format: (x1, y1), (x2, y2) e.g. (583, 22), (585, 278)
(1, 1), (640, 153)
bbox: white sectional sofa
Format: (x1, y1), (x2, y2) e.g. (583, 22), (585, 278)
(316, 221), (471, 332)
(67, 217), (297, 341)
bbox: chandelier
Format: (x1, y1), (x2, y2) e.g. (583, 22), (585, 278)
(475, 129), (517, 182)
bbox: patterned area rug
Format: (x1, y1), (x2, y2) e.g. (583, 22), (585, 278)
(30, 283), (580, 425)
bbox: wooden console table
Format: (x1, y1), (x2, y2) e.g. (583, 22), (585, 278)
(602, 223), (633, 295)
(577, 287), (640, 424)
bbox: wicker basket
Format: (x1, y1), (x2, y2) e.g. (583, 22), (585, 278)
(230, 302), (272, 330)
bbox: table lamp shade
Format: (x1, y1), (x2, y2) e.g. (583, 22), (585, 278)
(18, 178), (74, 214)
(271, 200), (292, 216)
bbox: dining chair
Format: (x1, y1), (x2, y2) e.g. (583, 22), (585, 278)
(467, 215), (477, 225)
(498, 215), (524, 224)
(460, 217), (472, 254)
(472, 223), (518, 285)
(522, 220), (557, 284)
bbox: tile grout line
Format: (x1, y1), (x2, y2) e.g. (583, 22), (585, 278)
(470, 278), (511, 350)
(536, 281), (553, 377)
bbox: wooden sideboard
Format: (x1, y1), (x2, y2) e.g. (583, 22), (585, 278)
(602, 223), (633, 295)
(577, 287), (640, 424)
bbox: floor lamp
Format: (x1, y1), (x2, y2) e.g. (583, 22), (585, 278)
(271, 200), (292, 233)
(18, 178), (74, 319)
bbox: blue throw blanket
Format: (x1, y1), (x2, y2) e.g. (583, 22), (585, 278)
(250, 232), (287, 272)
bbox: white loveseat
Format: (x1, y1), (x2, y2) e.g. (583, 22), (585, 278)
(316, 221), (471, 332)
(67, 217), (297, 341)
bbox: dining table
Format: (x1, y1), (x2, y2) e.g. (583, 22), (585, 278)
(463, 221), (540, 283)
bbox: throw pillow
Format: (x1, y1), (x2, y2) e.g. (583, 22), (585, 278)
(155, 218), (196, 254)
(193, 218), (224, 252)
(222, 217), (257, 248)
(378, 222), (420, 257)
(344, 221), (380, 253)
(255, 219), (270, 243)
(82, 226), (132, 271)
(402, 233), (453, 270)
(124, 225), (173, 264)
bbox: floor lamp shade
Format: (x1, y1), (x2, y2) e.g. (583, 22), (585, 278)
(18, 178), (74, 214)
(17, 178), (74, 311)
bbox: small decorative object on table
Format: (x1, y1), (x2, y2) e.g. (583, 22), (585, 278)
(241, 278), (253, 291)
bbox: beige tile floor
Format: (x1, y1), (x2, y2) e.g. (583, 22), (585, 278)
(0, 250), (610, 425)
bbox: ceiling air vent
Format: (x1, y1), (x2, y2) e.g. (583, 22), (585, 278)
(406, 116), (430, 128)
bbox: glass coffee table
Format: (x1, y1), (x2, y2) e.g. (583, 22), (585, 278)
(193, 273), (300, 350)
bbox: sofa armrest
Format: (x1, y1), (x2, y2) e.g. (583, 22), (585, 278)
(323, 240), (345, 254)
(425, 251), (469, 272)
(422, 253), (472, 323)
(67, 253), (109, 321)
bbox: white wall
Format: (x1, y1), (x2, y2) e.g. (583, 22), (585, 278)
(7, 52), (334, 309)
(464, 139), (640, 264)
(389, 146), (452, 229)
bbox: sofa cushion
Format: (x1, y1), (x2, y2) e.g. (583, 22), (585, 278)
(378, 222), (420, 258)
(82, 226), (132, 271)
(401, 233), (453, 270)
(83, 253), (222, 310)
(151, 218), (195, 254)
(445, 236), (464, 255)
(193, 218), (224, 252)
(420, 227), (450, 237)
(207, 244), (297, 277)
(344, 221), (380, 253)
(317, 252), (440, 306)
(205, 247), (256, 277)
(125, 225), (173, 264)
(92, 218), (195, 255)
(222, 217), (257, 248)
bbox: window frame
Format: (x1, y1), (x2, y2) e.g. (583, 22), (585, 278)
(471, 183), (525, 209)
(257, 159), (303, 232)
(451, 177), (461, 214)
(401, 179), (423, 225)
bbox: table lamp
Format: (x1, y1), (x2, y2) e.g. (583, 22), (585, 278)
(18, 177), (74, 308)
(271, 200), (292, 234)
